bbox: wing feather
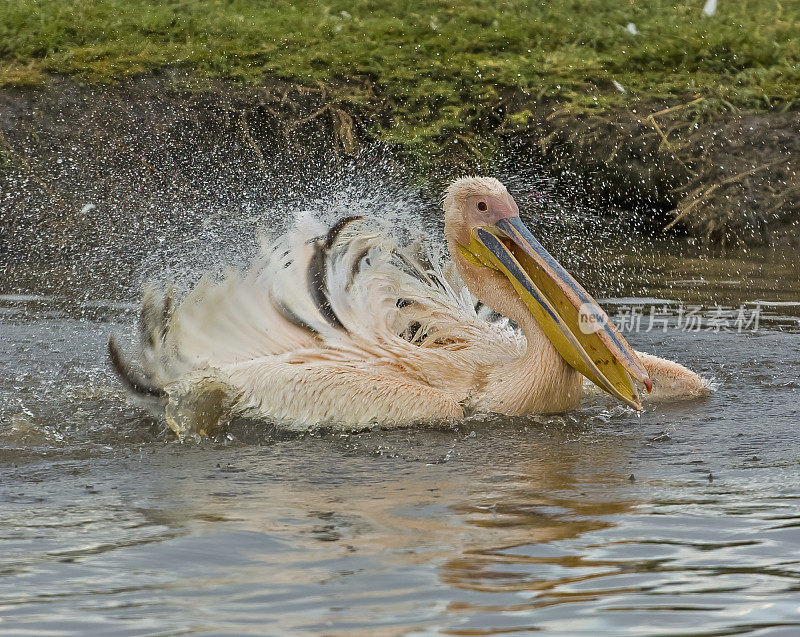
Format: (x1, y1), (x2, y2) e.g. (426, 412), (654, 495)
(118, 214), (524, 412)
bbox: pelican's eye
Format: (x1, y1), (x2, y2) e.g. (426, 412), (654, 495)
(477, 201), (488, 212)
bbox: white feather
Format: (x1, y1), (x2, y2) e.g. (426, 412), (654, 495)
(138, 215), (522, 435)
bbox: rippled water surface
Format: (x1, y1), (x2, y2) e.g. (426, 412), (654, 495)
(2, 173), (800, 635)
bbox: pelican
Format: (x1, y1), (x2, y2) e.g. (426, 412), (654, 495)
(109, 177), (708, 435)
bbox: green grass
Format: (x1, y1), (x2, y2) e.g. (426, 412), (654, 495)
(2, 0), (799, 154)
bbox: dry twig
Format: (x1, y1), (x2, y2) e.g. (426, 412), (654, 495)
(664, 158), (789, 231)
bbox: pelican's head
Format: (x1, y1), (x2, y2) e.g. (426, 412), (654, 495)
(443, 177), (651, 410)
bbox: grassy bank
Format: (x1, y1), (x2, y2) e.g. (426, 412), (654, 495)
(2, 1), (799, 246)
(2, 0), (799, 152)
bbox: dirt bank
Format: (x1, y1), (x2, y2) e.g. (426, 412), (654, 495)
(518, 101), (800, 247)
(0, 74), (388, 295)
(1, 75), (798, 291)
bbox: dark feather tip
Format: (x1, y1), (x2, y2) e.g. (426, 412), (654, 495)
(107, 336), (166, 399)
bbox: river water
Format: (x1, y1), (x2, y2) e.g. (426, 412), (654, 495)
(1, 170), (799, 635)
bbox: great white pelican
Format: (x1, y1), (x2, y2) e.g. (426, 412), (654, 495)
(110, 177), (708, 434)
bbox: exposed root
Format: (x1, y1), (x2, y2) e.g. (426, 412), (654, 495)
(664, 158), (790, 231)
(239, 110), (266, 168)
(331, 107), (357, 154)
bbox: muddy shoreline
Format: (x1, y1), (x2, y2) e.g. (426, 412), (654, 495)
(1, 74), (798, 289)
(518, 100), (800, 247)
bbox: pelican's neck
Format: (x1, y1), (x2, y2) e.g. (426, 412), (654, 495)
(491, 294), (582, 415)
(449, 241), (582, 415)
